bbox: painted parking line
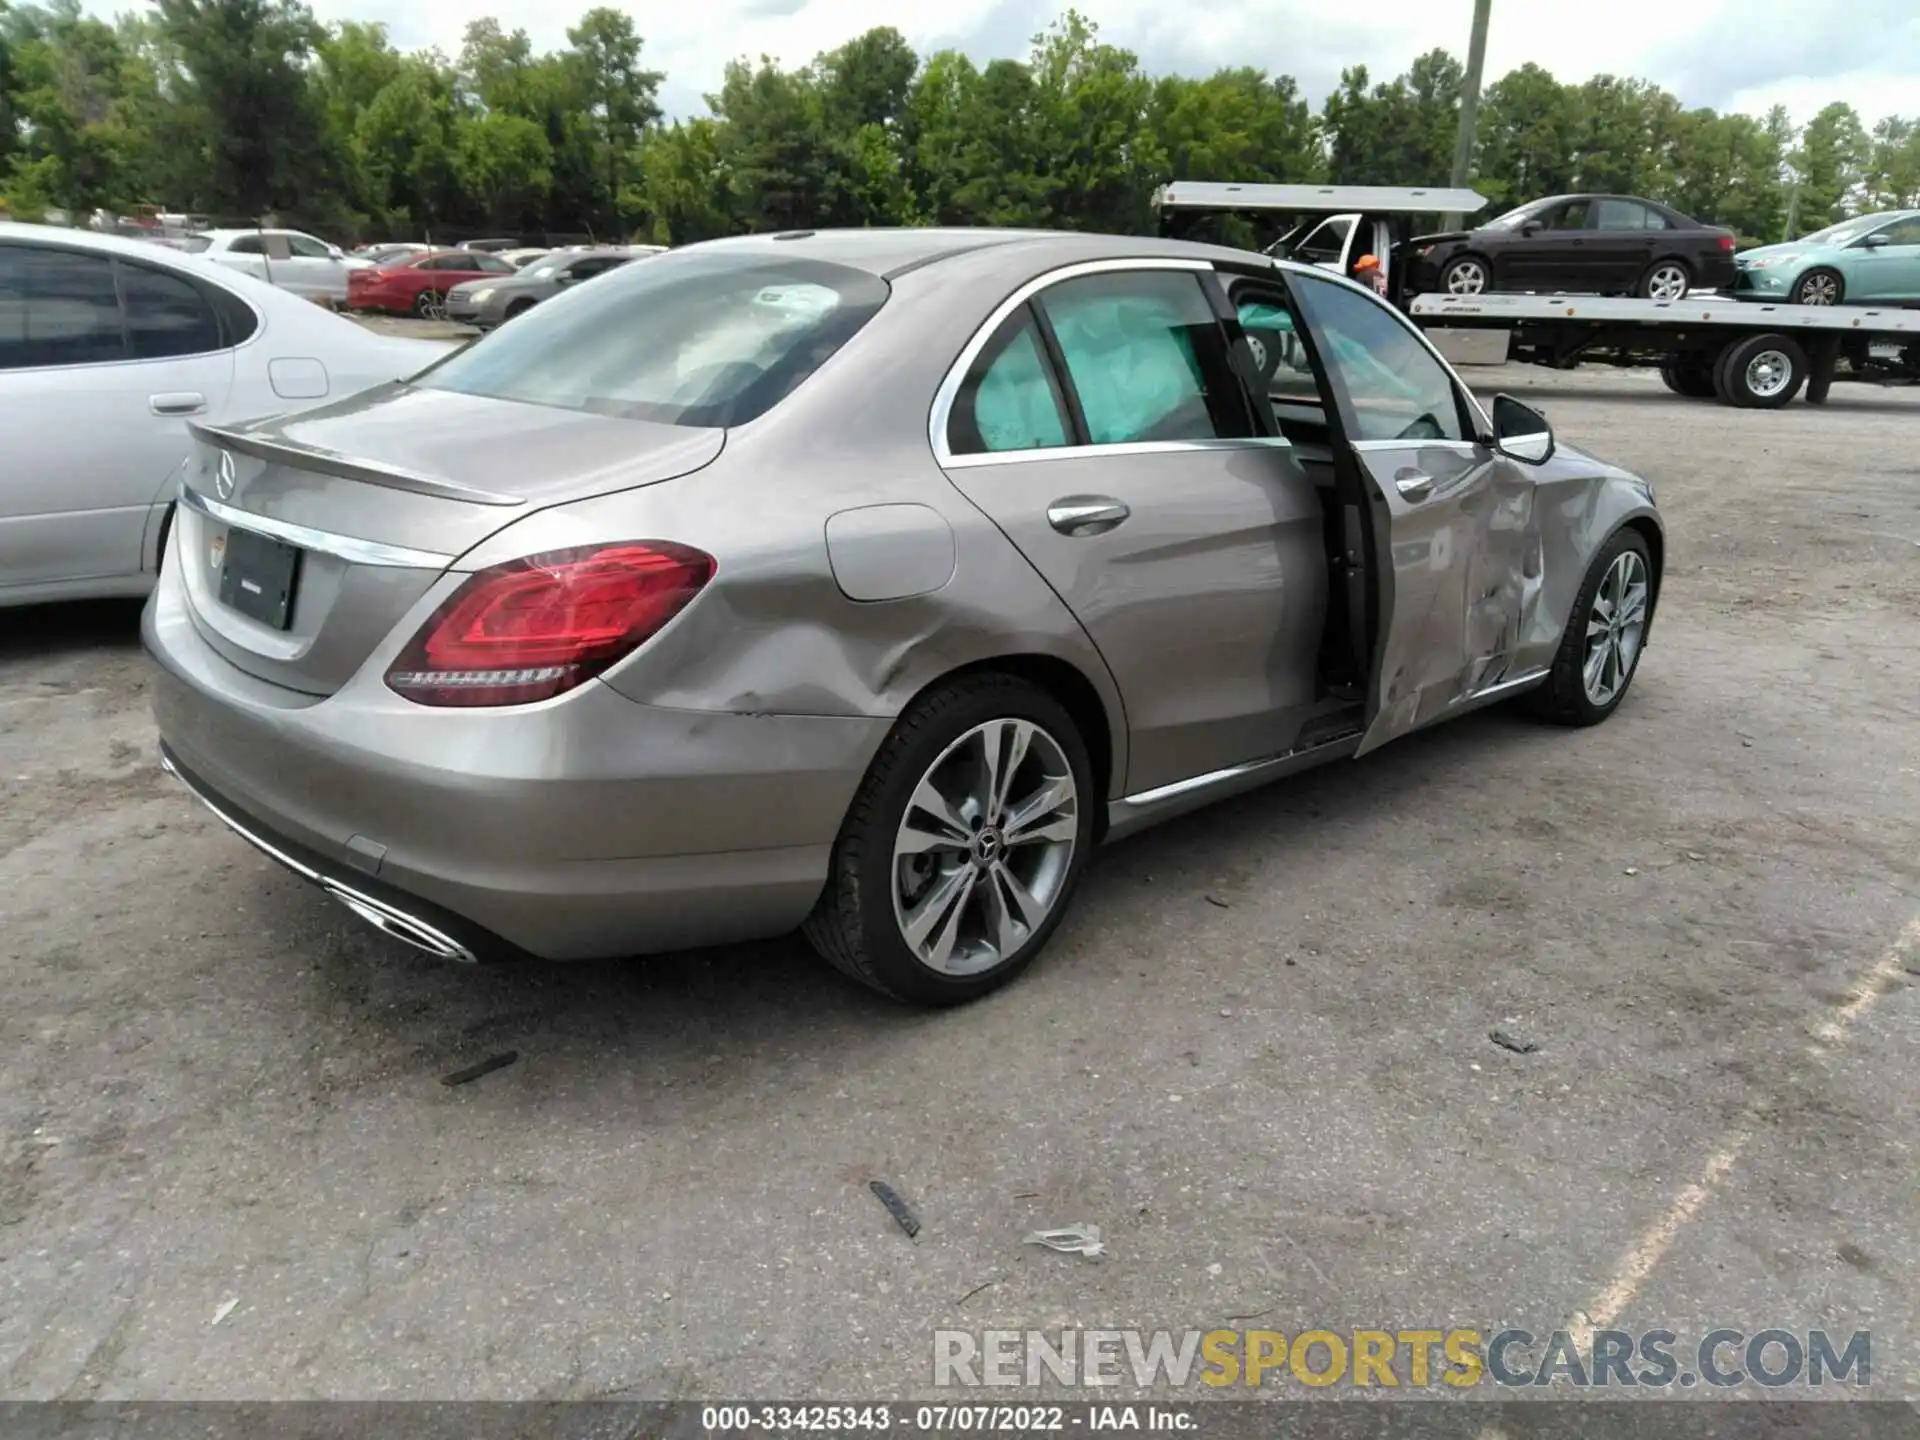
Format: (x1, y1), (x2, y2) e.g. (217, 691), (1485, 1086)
(1568, 912), (1919, 1352)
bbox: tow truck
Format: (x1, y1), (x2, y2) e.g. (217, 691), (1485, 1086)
(1154, 181), (1920, 409)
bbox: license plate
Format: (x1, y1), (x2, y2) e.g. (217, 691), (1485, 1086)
(218, 527), (302, 630)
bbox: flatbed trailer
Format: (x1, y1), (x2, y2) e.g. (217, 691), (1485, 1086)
(1409, 292), (1920, 408)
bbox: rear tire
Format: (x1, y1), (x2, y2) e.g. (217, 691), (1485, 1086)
(413, 289), (447, 320)
(1524, 528), (1654, 727)
(1639, 259), (1692, 300)
(1659, 358), (1717, 397)
(802, 674), (1096, 1007)
(1719, 333), (1806, 409)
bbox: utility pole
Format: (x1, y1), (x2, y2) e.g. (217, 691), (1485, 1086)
(1443, 0), (1493, 231)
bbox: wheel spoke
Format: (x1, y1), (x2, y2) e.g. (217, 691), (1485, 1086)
(1004, 775), (1075, 845)
(977, 869), (1025, 957)
(903, 776), (971, 854)
(1618, 583), (1649, 628)
(985, 720), (1032, 822)
(991, 861), (1047, 934)
(903, 865), (976, 970)
(1583, 640), (1611, 699)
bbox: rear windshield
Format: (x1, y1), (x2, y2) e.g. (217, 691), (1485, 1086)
(415, 250), (889, 427)
(177, 235), (214, 253)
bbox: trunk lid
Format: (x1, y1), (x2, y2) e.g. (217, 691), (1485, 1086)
(178, 385), (725, 696)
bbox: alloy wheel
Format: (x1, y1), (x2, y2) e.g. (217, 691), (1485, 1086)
(1796, 273), (1839, 306)
(1646, 264), (1689, 300)
(1583, 550), (1650, 708)
(416, 291), (448, 321)
(890, 718), (1078, 977)
(1446, 260), (1488, 296)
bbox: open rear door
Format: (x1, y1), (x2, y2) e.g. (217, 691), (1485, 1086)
(1281, 272), (1532, 758)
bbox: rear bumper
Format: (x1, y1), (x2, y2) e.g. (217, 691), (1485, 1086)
(143, 571), (889, 960)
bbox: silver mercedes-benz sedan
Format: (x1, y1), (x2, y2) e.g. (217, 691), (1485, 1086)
(144, 227), (1663, 1006)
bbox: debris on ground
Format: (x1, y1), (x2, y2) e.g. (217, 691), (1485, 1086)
(1204, 895), (1230, 909)
(1490, 1029), (1540, 1055)
(211, 1298), (239, 1326)
(868, 1180), (921, 1239)
(955, 1278), (997, 1307)
(440, 1052), (518, 1087)
(1624, 867), (1640, 876)
(1023, 1223), (1105, 1258)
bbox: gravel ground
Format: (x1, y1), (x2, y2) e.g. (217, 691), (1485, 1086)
(1, 364), (1916, 1403)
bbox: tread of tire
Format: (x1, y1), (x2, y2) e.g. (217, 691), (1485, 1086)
(801, 672), (1047, 1002)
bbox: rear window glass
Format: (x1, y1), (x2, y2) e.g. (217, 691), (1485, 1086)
(415, 251), (889, 427)
(177, 235), (214, 253)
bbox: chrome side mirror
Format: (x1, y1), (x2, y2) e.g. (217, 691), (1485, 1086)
(1491, 393), (1553, 464)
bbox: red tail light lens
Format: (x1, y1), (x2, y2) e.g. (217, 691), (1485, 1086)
(1719, 234), (1736, 252)
(385, 541), (715, 707)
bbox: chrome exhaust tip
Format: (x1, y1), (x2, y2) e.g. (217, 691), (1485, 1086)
(323, 883), (478, 964)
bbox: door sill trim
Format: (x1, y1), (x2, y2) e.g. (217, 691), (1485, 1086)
(1105, 731), (1364, 841)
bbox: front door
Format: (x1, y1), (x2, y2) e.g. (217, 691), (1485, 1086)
(936, 261), (1332, 794)
(1282, 271), (1539, 755)
(1852, 216), (1920, 300)
(1504, 199), (1593, 290)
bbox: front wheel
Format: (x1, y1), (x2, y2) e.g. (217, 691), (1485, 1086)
(802, 675), (1096, 1006)
(1791, 269), (1843, 306)
(413, 289), (448, 320)
(1524, 529), (1654, 727)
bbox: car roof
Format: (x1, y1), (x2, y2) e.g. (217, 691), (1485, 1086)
(1, 220), (221, 264)
(683, 226), (1280, 279)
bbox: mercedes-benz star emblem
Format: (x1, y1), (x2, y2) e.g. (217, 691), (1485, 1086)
(214, 451), (236, 501)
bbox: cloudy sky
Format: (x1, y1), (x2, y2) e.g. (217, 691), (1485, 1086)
(120, 0), (1920, 129)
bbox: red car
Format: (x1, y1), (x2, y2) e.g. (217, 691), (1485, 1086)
(346, 249), (518, 319)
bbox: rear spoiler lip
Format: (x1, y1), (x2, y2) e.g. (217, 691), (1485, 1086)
(187, 419), (525, 507)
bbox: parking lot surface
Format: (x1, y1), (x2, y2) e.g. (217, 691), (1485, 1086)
(2, 365), (1916, 1400)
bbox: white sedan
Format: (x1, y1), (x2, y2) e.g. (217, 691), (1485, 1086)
(0, 223), (456, 608)
(179, 227), (371, 306)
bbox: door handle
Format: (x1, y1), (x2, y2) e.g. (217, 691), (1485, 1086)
(1047, 498), (1130, 536)
(150, 392), (207, 416)
(1394, 472), (1436, 502)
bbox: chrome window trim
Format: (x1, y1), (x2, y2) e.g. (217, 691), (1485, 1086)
(1350, 438), (1487, 457)
(178, 481), (455, 569)
(942, 434), (1296, 470)
(928, 256), (1219, 467)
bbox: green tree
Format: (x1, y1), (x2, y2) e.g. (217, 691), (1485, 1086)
(1862, 114), (1920, 209)
(1788, 101), (1867, 231)
(1473, 62), (1573, 203)
(564, 7), (662, 235)
(154, 0), (328, 216)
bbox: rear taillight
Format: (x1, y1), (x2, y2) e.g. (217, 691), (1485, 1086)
(1718, 234), (1736, 252)
(385, 541), (715, 707)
